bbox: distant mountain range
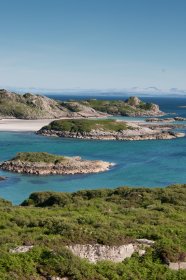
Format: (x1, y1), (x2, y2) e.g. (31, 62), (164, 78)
(1, 86), (186, 96)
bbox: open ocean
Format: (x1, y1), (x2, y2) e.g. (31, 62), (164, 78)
(0, 95), (186, 204)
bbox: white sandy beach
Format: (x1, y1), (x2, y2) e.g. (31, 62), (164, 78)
(0, 119), (55, 132)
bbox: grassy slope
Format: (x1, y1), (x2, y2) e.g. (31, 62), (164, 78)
(0, 185), (186, 279)
(0, 92), (45, 119)
(0, 91), (64, 119)
(40, 119), (131, 133)
(80, 99), (154, 115)
(12, 152), (65, 163)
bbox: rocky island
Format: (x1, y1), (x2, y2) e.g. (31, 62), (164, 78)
(0, 89), (164, 119)
(0, 152), (111, 175)
(37, 119), (185, 141)
(78, 96), (164, 117)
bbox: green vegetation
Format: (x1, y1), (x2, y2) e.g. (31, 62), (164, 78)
(0, 89), (63, 119)
(139, 102), (154, 110)
(60, 101), (81, 112)
(12, 152), (65, 163)
(80, 98), (154, 116)
(0, 184), (186, 279)
(41, 119), (131, 133)
(0, 90), (158, 120)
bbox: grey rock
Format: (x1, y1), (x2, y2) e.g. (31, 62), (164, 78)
(169, 262), (186, 270)
(10, 245), (33, 253)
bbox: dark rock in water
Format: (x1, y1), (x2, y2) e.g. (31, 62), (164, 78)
(0, 176), (6, 181)
(146, 118), (175, 123)
(174, 117), (186, 121)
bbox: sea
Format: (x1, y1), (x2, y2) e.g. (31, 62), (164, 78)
(0, 95), (186, 204)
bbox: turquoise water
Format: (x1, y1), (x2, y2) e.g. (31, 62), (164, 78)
(0, 96), (186, 204)
(0, 132), (186, 205)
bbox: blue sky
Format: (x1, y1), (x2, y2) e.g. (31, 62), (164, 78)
(0, 0), (186, 92)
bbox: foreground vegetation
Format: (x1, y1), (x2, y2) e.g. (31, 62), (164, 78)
(40, 119), (131, 134)
(0, 184), (186, 279)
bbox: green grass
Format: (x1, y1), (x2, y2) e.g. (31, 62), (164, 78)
(80, 99), (154, 116)
(12, 152), (65, 164)
(0, 91), (58, 119)
(0, 184), (186, 279)
(41, 119), (131, 133)
(60, 101), (81, 112)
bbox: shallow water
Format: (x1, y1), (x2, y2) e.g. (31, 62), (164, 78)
(0, 131), (186, 205)
(0, 96), (185, 204)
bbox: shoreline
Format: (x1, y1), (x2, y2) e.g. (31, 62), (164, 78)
(0, 117), (146, 132)
(0, 119), (55, 132)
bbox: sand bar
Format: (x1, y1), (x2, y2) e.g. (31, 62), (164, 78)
(0, 119), (55, 132)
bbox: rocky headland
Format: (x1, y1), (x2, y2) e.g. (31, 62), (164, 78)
(0, 89), (164, 119)
(37, 119), (185, 141)
(79, 96), (164, 117)
(0, 152), (111, 175)
(0, 89), (107, 119)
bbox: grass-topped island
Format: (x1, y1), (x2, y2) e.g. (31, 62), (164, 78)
(37, 119), (185, 141)
(78, 96), (164, 117)
(0, 152), (112, 175)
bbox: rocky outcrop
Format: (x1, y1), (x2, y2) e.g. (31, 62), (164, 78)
(60, 101), (108, 118)
(38, 121), (185, 141)
(38, 128), (184, 141)
(83, 96), (165, 117)
(10, 245), (33, 253)
(146, 118), (175, 123)
(67, 239), (154, 263)
(126, 96), (142, 106)
(169, 262), (186, 270)
(174, 117), (186, 121)
(146, 117), (186, 122)
(0, 89), (108, 119)
(0, 156), (112, 175)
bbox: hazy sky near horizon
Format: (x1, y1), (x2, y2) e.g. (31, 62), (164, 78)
(0, 0), (186, 91)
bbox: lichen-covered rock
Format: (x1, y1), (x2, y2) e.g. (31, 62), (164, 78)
(10, 245), (33, 253)
(169, 262), (186, 270)
(67, 241), (154, 263)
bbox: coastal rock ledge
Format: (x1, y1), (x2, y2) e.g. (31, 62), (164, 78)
(0, 152), (112, 175)
(37, 119), (185, 141)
